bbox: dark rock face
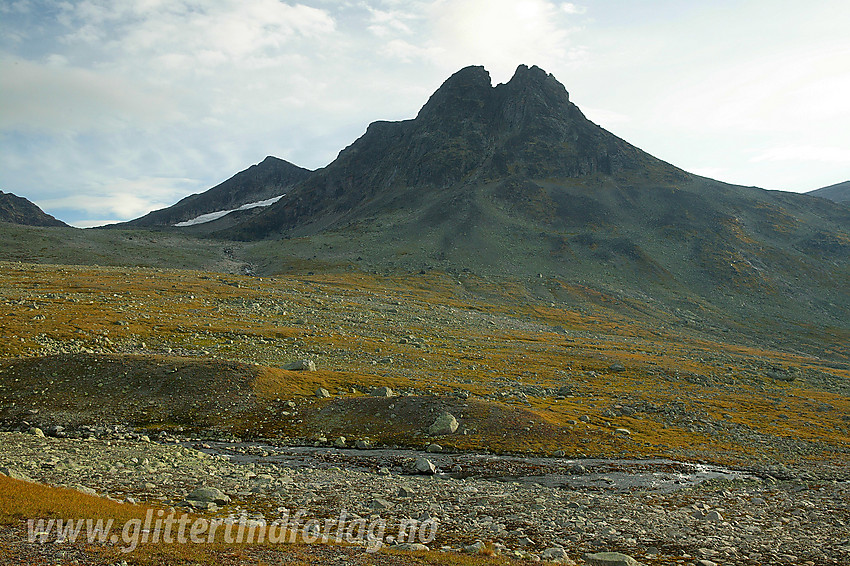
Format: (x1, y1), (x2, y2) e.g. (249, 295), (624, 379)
(227, 65), (680, 239)
(117, 156), (312, 228)
(0, 191), (67, 227)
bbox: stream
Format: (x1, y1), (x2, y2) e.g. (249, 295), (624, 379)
(190, 441), (755, 493)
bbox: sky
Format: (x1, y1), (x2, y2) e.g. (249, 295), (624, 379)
(1, 0), (849, 227)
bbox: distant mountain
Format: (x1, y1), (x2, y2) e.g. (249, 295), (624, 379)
(116, 156), (312, 229)
(0, 190), (67, 227)
(116, 64), (850, 333)
(807, 181), (850, 204)
(226, 65), (687, 240)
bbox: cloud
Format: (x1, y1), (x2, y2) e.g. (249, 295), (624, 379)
(38, 175), (201, 227)
(561, 3), (586, 15)
(751, 146), (850, 164)
(55, 0), (335, 62)
(2, 0), (849, 223)
(425, 0), (587, 81)
(0, 55), (183, 132)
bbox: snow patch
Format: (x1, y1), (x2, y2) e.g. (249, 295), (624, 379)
(174, 195), (284, 227)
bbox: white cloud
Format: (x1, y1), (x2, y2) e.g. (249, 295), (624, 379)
(39, 176), (199, 226)
(561, 3), (586, 15)
(0, 55), (183, 132)
(425, 0), (587, 81)
(751, 146), (850, 164)
(2, 0), (850, 223)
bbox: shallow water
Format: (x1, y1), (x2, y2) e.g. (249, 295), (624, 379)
(191, 441), (754, 493)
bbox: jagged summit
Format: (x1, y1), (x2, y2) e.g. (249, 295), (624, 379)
(224, 64), (684, 240)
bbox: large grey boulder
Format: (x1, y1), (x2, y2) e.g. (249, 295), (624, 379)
(414, 457), (436, 475)
(371, 386), (394, 397)
(428, 412), (458, 435)
(285, 359), (316, 371)
(186, 486), (231, 505)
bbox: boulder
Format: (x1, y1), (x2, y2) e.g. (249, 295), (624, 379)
(396, 542), (429, 551)
(428, 412), (458, 435)
(371, 386), (394, 397)
(584, 552), (642, 566)
(284, 359), (316, 371)
(464, 541), (486, 554)
(315, 387), (330, 398)
(370, 497), (393, 510)
(541, 547), (576, 564)
(186, 487), (231, 505)
(704, 510), (723, 522)
(414, 457), (436, 475)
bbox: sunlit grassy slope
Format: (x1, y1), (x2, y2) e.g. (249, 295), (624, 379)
(1, 262), (847, 467)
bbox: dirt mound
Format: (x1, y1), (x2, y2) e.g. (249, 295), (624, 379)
(297, 394), (584, 454)
(0, 353), (271, 431)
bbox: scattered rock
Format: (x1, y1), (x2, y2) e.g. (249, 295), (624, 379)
(315, 387), (330, 398)
(28, 427), (45, 438)
(426, 443), (443, 453)
(0, 466), (33, 482)
(334, 436), (347, 448)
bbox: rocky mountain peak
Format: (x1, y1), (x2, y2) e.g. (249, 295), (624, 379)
(503, 64), (569, 102)
(415, 65), (495, 127)
(220, 64), (688, 239)
(0, 190), (67, 227)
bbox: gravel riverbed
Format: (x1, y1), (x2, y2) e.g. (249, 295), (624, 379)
(1, 431), (848, 565)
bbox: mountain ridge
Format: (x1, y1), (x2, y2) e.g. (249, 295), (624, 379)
(223, 64), (687, 240)
(808, 180), (850, 204)
(113, 156), (312, 229)
(0, 190), (67, 227)
(101, 64), (849, 336)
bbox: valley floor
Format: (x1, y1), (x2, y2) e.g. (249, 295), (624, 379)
(0, 261), (848, 564)
(1, 431), (848, 565)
